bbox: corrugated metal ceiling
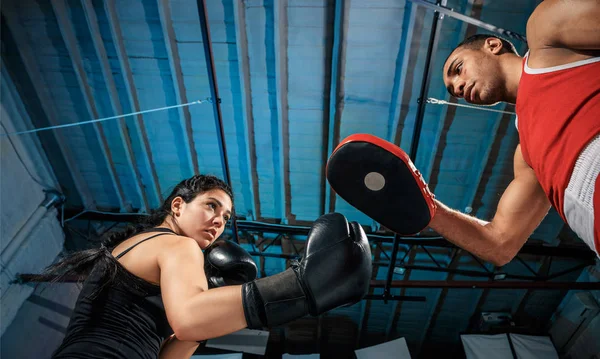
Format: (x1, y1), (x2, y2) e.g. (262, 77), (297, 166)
(2, 0), (595, 357)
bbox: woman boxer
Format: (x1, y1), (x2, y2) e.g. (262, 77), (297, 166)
(33, 174), (372, 359)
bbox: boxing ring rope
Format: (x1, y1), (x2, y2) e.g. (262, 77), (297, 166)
(0, 99), (211, 138)
(426, 98), (517, 116)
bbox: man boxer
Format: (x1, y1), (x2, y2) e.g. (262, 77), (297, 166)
(328, 0), (599, 265)
(437, 0), (599, 264)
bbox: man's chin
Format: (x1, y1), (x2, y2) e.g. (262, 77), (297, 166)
(467, 96), (501, 106)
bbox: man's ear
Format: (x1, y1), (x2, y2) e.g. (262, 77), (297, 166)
(485, 37), (504, 54)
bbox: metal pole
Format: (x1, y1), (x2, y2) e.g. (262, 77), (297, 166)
(383, 1), (444, 302)
(383, 234), (401, 303)
(196, 0), (239, 242)
(364, 294), (426, 302)
(371, 280), (600, 290)
(407, 0), (527, 42)
(410, 3), (442, 161)
(16, 275), (600, 290)
(60, 209), (598, 261)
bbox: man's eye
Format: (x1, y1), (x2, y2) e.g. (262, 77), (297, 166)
(457, 63), (462, 74)
(208, 203), (216, 210)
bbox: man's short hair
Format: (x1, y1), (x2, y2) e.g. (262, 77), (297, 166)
(452, 34), (519, 57)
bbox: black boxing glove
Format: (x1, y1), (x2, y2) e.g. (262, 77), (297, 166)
(203, 240), (258, 289)
(241, 213), (372, 328)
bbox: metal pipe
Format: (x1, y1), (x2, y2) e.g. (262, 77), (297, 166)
(370, 280), (600, 290)
(407, 0), (527, 43)
(364, 294), (426, 302)
(373, 262), (550, 281)
(16, 274), (600, 290)
(196, 0), (239, 243)
(383, 234), (401, 303)
(61, 208), (597, 260)
(382, 1), (444, 303)
(410, 2), (442, 161)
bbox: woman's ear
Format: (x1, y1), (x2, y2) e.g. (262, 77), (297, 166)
(171, 196), (184, 217)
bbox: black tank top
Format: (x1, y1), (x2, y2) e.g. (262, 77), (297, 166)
(52, 228), (176, 359)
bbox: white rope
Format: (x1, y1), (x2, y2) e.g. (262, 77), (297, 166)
(427, 98), (516, 116)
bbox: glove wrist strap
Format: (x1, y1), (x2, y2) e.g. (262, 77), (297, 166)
(241, 268), (308, 329)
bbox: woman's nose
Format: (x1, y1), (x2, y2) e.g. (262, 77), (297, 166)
(212, 216), (224, 227)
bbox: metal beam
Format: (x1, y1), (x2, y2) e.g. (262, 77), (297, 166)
(514, 255), (552, 318)
(273, 0), (291, 223)
(408, 2), (443, 163)
(157, 0), (199, 178)
(81, 0), (150, 212)
(388, 1), (417, 144)
(385, 246), (415, 340)
(14, 241), (596, 290)
(104, 0), (163, 208)
(2, 4), (95, 209)
(51, 0), (128, 211)
(419, 249), (466, 353)
(462, 110), (511, 214)
(0, 60), (60, 188)
(383, 0), (444, 305)
(407, 0), (527, 43)
(18, 276), (599, 290)
(232, 0), (260, 221)
(370, 280), (600, 290)
(416, 5), (481, 349)
(462, 0), (533, 216)
(61, 208), (597, 260)
(356, 243), (381, 348)
(364, 294), (426, 302)
(323, 0), (346, 214)
(196, 0), (239, 242)
(373, 260), (594, 281)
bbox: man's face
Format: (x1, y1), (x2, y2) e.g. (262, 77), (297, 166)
(443, 46), (506, 105)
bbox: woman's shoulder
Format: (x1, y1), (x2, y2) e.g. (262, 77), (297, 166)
(112, 230), (189, 256)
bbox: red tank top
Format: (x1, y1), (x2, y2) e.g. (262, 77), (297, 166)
(516, 55), (600, 222)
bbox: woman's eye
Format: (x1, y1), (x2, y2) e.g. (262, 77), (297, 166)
(208, 203), (216, 210)
(457, 63), (462, 74)
(224, 216), (230, 222)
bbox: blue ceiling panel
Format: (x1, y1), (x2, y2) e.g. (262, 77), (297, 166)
(4, 0), (595, 355)
(14, 0), (120, 208)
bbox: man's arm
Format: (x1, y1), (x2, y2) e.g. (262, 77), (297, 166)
(428, 145), (552, 266)
(527, 0), (600, 51)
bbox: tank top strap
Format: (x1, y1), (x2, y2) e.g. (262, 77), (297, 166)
(115, 228), (177, 259)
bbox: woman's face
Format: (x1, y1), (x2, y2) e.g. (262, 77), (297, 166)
(171, 189), (233, 249)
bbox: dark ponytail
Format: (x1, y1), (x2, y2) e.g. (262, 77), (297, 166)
(29, 175), (234, 290)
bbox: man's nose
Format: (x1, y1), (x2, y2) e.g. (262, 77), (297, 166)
(454, 80), (466, 98)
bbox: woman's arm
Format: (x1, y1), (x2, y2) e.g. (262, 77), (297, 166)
(158, 237), (247, 342)
(158, 334), (199, 359)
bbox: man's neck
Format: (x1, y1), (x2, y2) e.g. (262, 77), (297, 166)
(501, 54), (524, 104)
